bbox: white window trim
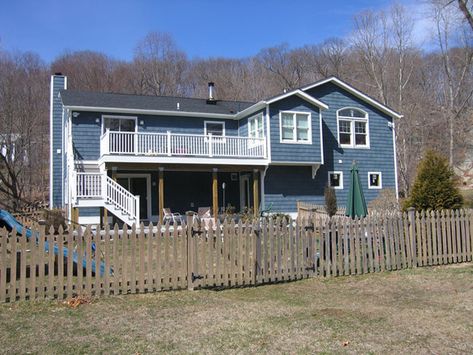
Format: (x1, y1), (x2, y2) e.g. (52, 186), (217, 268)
(279, 110), (312, 144)
(368, 171), (383, 189)
(336, 107), (370, 149)
(328, 171), (344, 190)
(102, 115), (138, 134)
(204, 120), (225, 136)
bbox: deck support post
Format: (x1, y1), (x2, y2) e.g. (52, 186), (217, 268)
(212, 168), (218, 220)
(253, 169), (259, 217)
(158, 168), (164, 224)
(72, 207), (79, 225)
(102, 208), (108, 227)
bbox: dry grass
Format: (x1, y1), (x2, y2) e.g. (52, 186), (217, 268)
(1, 263), (473, 354)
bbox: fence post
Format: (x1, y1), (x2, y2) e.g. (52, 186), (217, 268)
(408, 207), (417, 267)
(186, 215), (194, 291)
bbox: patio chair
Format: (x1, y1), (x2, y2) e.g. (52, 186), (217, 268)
(163, 208), (182, 225)
(197, 207), (214, 229)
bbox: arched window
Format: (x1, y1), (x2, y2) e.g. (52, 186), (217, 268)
(337, 107), (369, 148)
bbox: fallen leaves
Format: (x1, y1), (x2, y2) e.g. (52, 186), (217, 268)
(64, 295), (92, 308)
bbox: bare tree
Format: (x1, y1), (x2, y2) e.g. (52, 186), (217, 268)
(431, 0), (473, 166)
(457, 0), (473, 30)
(52, 50), (130, 92)
(352, 10), (391, 105)
(256, 44), (307, 92)
(311, 38), (349, 79)
(133, 32), (189, 96)
(0, 51), (49, 209)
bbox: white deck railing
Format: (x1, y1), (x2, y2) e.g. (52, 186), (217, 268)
(100, 131), (266, 159)
(75, 173), (140, 223)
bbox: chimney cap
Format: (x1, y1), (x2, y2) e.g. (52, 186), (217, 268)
(54, 72), (63, 76)
(208, 81), (215, 86)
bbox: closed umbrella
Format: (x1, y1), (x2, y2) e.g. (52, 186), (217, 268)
(345, 162), (368, 219)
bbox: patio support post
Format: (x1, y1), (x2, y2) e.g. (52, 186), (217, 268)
(253, 169), (259, 217)
(72, 207), (79, 225)
(212, 168), (218, 220)
(158, 167), (164, 223)
(101, 207), (108, 227)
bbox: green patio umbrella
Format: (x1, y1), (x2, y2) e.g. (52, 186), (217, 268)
(345, 162), (368, 219)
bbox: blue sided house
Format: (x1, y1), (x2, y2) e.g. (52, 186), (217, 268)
(50, 74), (402, 225)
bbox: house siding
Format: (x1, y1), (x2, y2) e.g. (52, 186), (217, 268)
(72, 112), (102, 160)
(51, 76), (66, 207)
(268, 96), (322, 163)
(263, 82), (396, 213)
(264, 166), (324, 213)
(306, 81), (396, 205)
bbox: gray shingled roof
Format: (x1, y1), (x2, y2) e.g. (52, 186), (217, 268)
(60, 90), (255, 115)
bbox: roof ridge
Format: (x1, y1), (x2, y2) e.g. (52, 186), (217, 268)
(60, 89), (255, 104)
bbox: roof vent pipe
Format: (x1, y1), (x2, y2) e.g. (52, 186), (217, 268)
(208, 82), (215, 100)
(206, 82), (217, 104)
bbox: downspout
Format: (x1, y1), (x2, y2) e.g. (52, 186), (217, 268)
(265, 103), (271, 163)
(392, 120), (399, 200)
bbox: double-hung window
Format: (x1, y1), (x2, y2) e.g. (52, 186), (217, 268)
(248, 114), (264, 146)
(337, 108), (369, 148)
(205, 121), (225, 136)
(280, 111), (311, 143)
(248, 114), (264, 139)
(205, 121), (225, 143)
(102, 115), (137, 153)
(103, 116), (137, 133)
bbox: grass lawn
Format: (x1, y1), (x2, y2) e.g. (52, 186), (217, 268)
(1, 264), (473, 354)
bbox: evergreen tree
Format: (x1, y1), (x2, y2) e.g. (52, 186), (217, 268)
(324, 185), (338, 217)
(404, 150), (463, 211)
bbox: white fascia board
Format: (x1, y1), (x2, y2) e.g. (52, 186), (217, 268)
(99, 155), (269, 166)
(264, 90), (329, 110)
(64, 105), (238, 120)
(302, 77), (403, 119)
(234, 101), (266, 119)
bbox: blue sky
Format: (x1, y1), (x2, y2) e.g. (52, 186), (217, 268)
(0, 0), (424, 63)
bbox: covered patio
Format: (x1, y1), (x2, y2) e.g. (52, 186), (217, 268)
(103, 163), (264, 224)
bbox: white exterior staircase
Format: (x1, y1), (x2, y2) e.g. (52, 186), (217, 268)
(74, 172), (140, 226)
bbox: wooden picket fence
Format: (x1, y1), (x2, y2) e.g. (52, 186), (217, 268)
(0, 208), (472, 303)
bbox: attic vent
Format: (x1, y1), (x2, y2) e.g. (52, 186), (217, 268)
(206, 82), (217, 105)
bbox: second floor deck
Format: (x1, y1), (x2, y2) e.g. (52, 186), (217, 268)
(98, 131), (267, 165)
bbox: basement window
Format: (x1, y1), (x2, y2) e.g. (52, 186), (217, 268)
(368, 172), (382, 189)
(328, 171), (343, 190)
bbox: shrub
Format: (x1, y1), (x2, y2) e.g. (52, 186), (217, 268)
(403, 150), (463, 211)
(368, 189), (400, 212)
(324, 185), (338, 217)
(43, 208), (68, 233)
